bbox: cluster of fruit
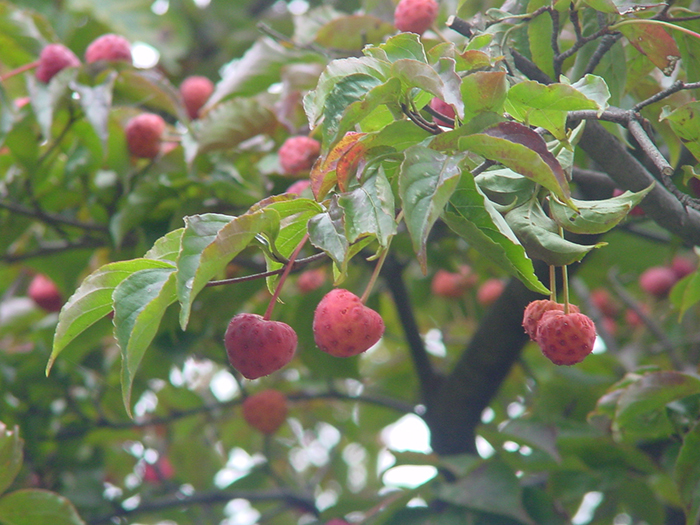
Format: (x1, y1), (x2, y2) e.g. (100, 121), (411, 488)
(431, 265), (506, 306)
(522, 300), (596, 365)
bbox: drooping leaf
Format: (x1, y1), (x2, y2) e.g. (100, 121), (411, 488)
(113, 69), (184, 121)
(505, 81), (600, 140)
(308, 198), (348, 271)
(505, 200), (602, 266)
(614, 371), (700, 441)
(189, 96), (278, 159)
(437, 459), (535, 525)
(47, 259), (175, 375)
(549, 183), (653, 234)
(25, 69), (77, 140)
(310, 132), (367, 200)
(338, 164), (397, 247)
(113, 268), (177, 416)
(390, 59), (445, 100)
(443, 175), (549, 294)
(661, 101), (700, 162)
(176, 210), (279, 329)
(71, 72), (117, 145)
(499, 419), (560, 462)
(675, 420), (700, 525)
(670, 270), (700, 321)
(144, 228), (185, 263)
(368, 32), (428, 63)
(460, 71), (508, 120)
(460, 122), (573, 207)
(0, 423), (22, 497)
(619, 22), (681, 76)
(399, 146), (465, 272)
(0, 489), (85, 525)
(527, 0), (555, 79)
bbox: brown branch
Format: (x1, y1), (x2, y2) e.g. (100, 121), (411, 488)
(633, 80), (700, 112)
(0, 200), (108, 232)
(2, 237), (106, 263)
(205, 252), (328, 287)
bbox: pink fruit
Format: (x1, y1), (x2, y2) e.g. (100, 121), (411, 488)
(522, 299), (580, 341)
(536, 311), (597, 366)
(125, 113), (166, 159)
(313, 289), (384, 357)
(285, 179), (311, 196)
(297, 268), (326, 294)
(278, 136), (321, 175)
(36, 44), (80, 83)
(28, 274), (63, 312)
(590, 288), (619, 317)
(639, 266), (677, 298)
(224, 313), (297, 379)
(143, 457), (175, 484)
(429, 98), (455, 128)
(431, 266), (476, 298)
(85, 34), (132, 64)
(180, 75), (214, 119)
(394, 0), (439, 35)
(477, 278), (505, 306)
(325, 520), (350, 525)
(242, 389), (288, 434)
(671, 256), (695, 279)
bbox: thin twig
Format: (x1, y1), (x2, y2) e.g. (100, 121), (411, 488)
(205, 252), (327, 288)
(0, 200), (108, 232)
(634, 80), (700, 112)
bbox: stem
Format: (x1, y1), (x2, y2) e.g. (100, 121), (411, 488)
(0, 60), (39, 82)
(549, 265), (557, 300)
(361, 246), (389, 304)
(263, 233), (309, 320)
(562, 265), (570, 314)
(610, 18), (700, 40)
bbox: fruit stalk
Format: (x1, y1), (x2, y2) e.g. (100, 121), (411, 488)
(0, 60), (39, 82)
(263, 233), (309, 321)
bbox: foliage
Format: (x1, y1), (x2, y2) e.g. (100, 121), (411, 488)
(2, 0), (700, 524)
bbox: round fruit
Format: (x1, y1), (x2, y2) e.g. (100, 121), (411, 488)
(180, 75), (214, 119)
(278, 136), (321, 175)
(143, 457), (175, 484)
(394, 0), (439, 35)
(28, 274), (63, 312)
(639, 266), (677, 298)
(429, 98), (455, 128)
(313, 289), (384, 357)
(590, 288), (618, 317)
(536, 311), (596, 366)
(36, 44), (80, 83)
(297, 268), (326, 294)
(224, 313), (297, 379)
(671, 256), (695, 279)
(285, 179), (311, 196)
(431, 266), (476, 298)
(522, 299), (580, 341)
(242, 389), (288, 434)
(125, 113), (166, 159)
(85, 34), (132, 64)
(477, 278), (505, 306)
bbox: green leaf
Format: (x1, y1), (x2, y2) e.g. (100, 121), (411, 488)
(47, 259), (175, 375)
(304, 56), (388, 128)
(190, 96), (278, 159)
(505, 81), (600, 140)
(460, 71), (508, 120)
(390, 59), (444, 98)
(144, 228), (185, 263)
(71, 72), (117, 146)
(26, 69), (77, 141)
(568, 74), (611, 112)
(675, 420), (700, 525)
(527, 0), (555, 79)
(614, 371), (700, 441)
(437, 459), (535, 525)
(314, 14), (395, 52)
(443, 175), (549, 294)
(208, 37), (325, 107)
(505, 200), (602, 266)
(308, 198), (349, 271)
(113, 268), (177, 416)
(549, 184), (653, 234)
(661, 101), (700, 162)
(459, 122), (573, 206)
(0, 3), (55, 67)
(338, 164), (397, 247)
(0, 489), (85, 525)
(499, 419), (560, 462)
(399, 146), (465, 272)
(113, 69), (184, 121)
(369, 32), (428, 63)
(670, 270), (700, 321)
(0, 424), (22, 497)
(176, 210), (279, 329)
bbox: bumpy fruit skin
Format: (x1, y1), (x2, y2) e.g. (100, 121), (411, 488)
(28, 274), (63, 312)
(429, 98), (455, 128)
(36, 44), (80, 83)
(394, 0), (439, 35)
(536, 311), (596, 366)
(639, 266), (677, 298)
(278, 136), (321, 175)
(85, 34), (132, 64)
(125, 113), (166, 159)
(313, 289), (384, 357)
(180, 75), (214, 119)
(242, 389), (288, 434)
(477, 278), (505, 306)
(225, 313), (297, 379)
(431, 266), (476, 298)
(522, 300), (580, 340)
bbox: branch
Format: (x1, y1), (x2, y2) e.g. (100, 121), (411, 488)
(382, 255), (442, 402)
(1, 237), (106, 263)
(206, 252), (328, 288)
(0, 200), (108, 232)
(88, 488), (317, 525)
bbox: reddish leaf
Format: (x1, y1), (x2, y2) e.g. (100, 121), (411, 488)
(310, 132), (367, 200)
(620, 22), (680, 76)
